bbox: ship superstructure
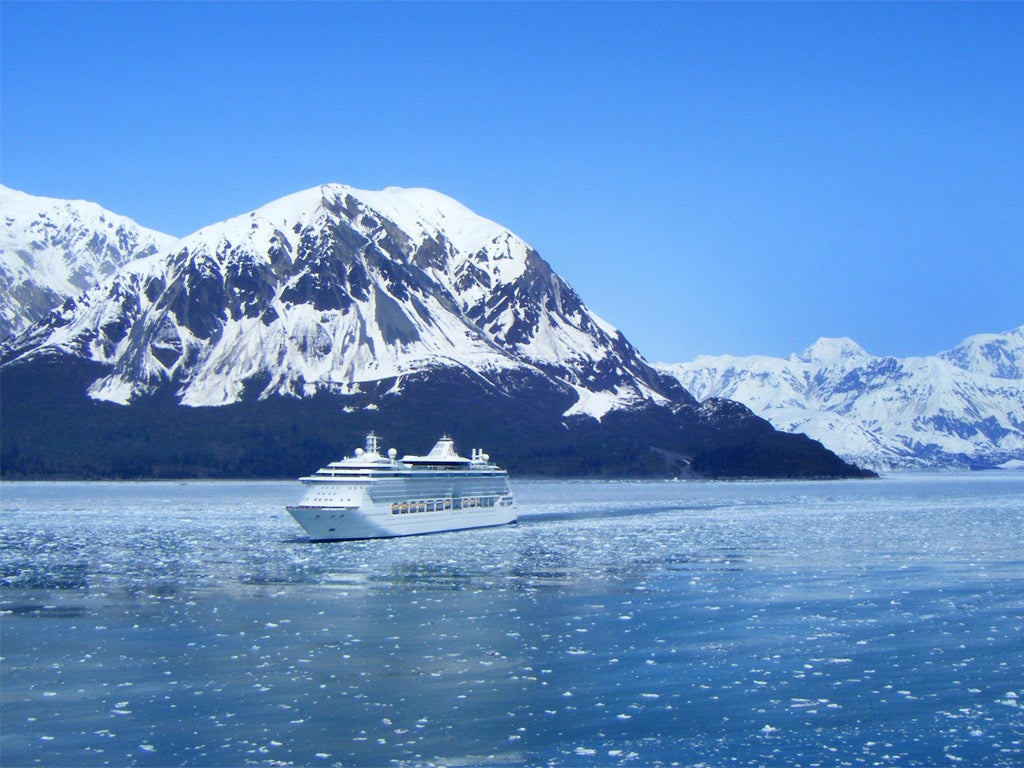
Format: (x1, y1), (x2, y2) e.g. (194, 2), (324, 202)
(286, 433), (516, 540)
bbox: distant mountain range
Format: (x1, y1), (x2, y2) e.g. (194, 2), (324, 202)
(658, 328), (1024, 471)
(0, 184), (866, 480)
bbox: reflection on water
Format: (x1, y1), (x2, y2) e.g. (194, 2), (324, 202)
(518, 500), (729, 524)
(3, 603), (88, 619)
(2, 476), (1023, 767)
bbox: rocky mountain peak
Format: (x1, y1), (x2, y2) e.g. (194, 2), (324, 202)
(940, 325), (1024, 380)
(2, 184), (676, 418)
(0, 185), (178, 340)
(795, 337), (871, 365)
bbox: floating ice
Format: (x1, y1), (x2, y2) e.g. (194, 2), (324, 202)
(2, 475), (1023, 767)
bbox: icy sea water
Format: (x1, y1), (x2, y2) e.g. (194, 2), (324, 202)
(1, 475), (1022, 767)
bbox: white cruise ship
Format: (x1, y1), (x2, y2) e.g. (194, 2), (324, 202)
(286, 433), (516, 540)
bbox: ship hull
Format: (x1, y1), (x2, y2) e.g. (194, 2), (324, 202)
(286, 501), (516, 541)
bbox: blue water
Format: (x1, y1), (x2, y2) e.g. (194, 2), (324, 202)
(2, 474), (1022, 767)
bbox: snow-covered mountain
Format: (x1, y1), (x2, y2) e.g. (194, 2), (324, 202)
(0, 184), (178, 341)
(658, 328), (1024, 470)
(0, 183), (868, 480)
(2, 184), (679, 417)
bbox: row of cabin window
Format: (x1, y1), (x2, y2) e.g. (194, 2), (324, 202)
(390, 496), (498, 515)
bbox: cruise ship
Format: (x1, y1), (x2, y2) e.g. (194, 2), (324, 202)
(286, 433), (516, 540)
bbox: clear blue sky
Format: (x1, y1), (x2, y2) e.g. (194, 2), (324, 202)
(2, 2), (1021, 361)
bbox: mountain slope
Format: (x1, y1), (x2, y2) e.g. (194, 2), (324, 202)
(938, 327), (1024, 380)
(0, 185), (178, 341)
(658, 328), (1024, 470)
(3, 184), (681, 417)
(0, 183), (868, 480)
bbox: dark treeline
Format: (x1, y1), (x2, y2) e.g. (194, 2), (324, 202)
(1, 358), (873, 481)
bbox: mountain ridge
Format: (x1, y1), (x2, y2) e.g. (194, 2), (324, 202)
(0, 184), (178, 341)
(658, 327), (1024, 471)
